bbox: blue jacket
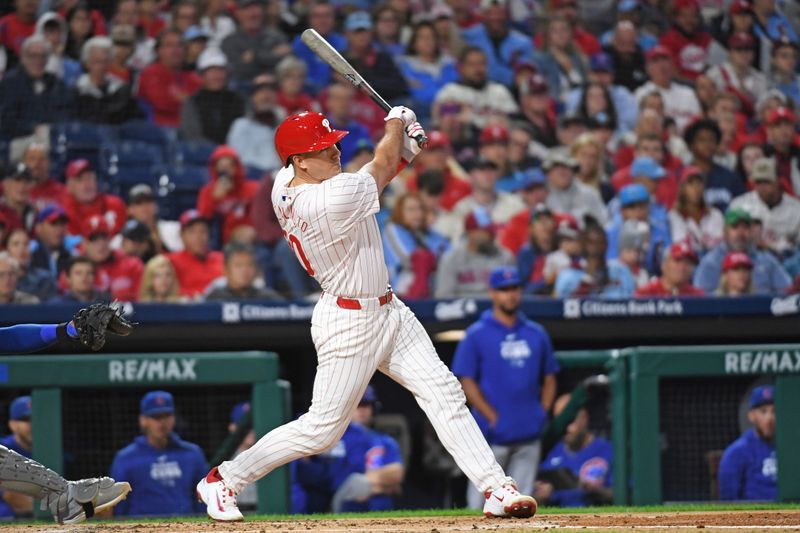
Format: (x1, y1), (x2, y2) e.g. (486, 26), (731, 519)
(554, 263), (635, 298)
(291, 32), (347, 94)
(0, 67), (73, 140)
(110, 434), (207, 516)
(539, 437), (613, 507)
(461, 25), (535, 87)
(694, 244), (792, 295)
(719, 428), (777, 501)
(452, 310), (559, 445)
(517, 243), (549, 294)
(753, 12), (798, 43)
(397, 55), (458, 114)
(606, 208), (671, 274)
(703, 164), (747, 213)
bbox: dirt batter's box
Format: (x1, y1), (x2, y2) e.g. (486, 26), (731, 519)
(0, 351), (290, 518)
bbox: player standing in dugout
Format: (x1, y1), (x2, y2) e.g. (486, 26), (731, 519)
(196, 107), (538, 520)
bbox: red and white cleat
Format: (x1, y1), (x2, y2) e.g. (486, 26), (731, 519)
(196, 467), (244, 522)
(483, 484), (538, 518)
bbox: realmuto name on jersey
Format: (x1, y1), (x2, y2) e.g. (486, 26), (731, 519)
(277, 203), (310, 234)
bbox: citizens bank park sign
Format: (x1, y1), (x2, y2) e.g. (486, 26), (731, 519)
(562, 299), (684, 319)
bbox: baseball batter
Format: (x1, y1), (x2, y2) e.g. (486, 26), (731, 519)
(196, 107), (537, 520)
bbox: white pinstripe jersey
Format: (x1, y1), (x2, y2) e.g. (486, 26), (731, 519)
(271, 166), (389, 298)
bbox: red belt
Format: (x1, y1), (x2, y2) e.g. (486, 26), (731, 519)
(327, 290), (393, 310)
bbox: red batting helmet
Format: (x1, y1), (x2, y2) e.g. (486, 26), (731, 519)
(274, 111), (349, 166)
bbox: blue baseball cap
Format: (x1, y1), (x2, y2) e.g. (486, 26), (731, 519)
(360, 385), (378, 405)
(9, 395), (32, 421)
(619, 183), (651, 207)
(590, 52), (613, 72)
(140, 391), (175, 417)
(230, 401), (250, 425)
(511, 168), (546, 191)
(749, 385), (774, 409)
(36, 204), (69, 224)
(183, 25), (210, 42)
(489, 266), (522, 290)
(630, 157), (666, 180)
(345, 11), (373, 31)
(618, 0), (639, 12)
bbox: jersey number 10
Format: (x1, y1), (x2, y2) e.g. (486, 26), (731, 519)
(283, 231), (315, 276)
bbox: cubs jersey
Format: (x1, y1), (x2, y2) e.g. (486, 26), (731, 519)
(719, 428), (777, 501)
(110, 434), (207, 516)
(539, 437), (613, 507)
(272, 166), (389, 298)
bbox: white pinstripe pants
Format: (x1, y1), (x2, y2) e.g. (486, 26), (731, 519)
(218, 293), (513, 495)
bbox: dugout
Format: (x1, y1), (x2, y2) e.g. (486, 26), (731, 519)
(0, 351), (291, 518)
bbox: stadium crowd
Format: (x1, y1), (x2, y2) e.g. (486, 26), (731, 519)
(0, 0), (799, 302)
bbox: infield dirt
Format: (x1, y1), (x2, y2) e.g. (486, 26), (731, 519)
(12, 510), (800, 533)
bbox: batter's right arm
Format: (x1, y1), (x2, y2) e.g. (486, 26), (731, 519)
(360, 107), (408, 193)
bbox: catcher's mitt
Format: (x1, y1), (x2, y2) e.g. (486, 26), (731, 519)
(71, 304), (133, 351)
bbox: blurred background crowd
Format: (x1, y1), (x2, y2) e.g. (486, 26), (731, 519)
(0, 0), (799, 303)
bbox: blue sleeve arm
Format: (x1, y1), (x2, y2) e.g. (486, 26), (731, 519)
(718, 446), (745, 501)
(0, 324), (58, 354)
(193, 451), (209, 513)
(109, 457), (130, 516)
(451, 333), (479, 379)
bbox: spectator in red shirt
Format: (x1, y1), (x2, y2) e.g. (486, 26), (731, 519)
(0, 0), (39, 63)
(404, 130), (471, 212)
(168, 209), (224, 298)
(21, 142), (66, 211)
(498, 169), (548, 254)
(139, 0), (167, 38)
(762, 106), (800, 197)
(136, 28), (202, 127)
(76, 214), (144, 302)
(196, 145), (259, 244)
(658, 0), (724, 83)
(635, 241), (705, 297)
(534, 0), (601, 57)
(0, 162), (36, 234)
(62, 159), (127, 237)
(275, 55), (317, 115)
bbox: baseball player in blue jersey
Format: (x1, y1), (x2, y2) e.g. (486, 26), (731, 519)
(110, 391), (207, 516)
(452, 266), (559, 509)
(719, 385), (777, 501)
(535, 405), (613, 507)
(0, 307), (133, 524)
(329, 386), (404, 513)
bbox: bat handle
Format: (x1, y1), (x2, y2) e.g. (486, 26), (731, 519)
(414, 133), (428, 148)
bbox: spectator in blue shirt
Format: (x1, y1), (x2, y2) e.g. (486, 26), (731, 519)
(751, 0), (798, 44)
(555, 221), (635, 298)
(719, 385), (777, 501)
(110, 391), (207, 516)
(461, 0), (535, 87)
(397, 21), (458, 123)
(694, 208), (792, 294)
(607, 183), (671, 274)
(684, 119), (746, 212)
(0, 396), (34, 518)
(535, 404), (613, 507)
(290, 2), (345, 94)
(452, 266), (559, 509)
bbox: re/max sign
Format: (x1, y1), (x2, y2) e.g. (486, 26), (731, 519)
(108, 359), (198, 382)
(724, 351), (800, 374)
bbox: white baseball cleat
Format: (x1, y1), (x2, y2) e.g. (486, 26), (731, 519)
(196, 467), (244, 522)
(483, 484), (538, 518)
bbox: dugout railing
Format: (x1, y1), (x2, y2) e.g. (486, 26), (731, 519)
(609, 344), (800, 505)
(0, 351), (290, 518)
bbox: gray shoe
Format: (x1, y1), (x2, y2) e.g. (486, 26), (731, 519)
(45, 477), (132, 524)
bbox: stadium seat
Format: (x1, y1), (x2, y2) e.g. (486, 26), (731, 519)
(112, 164), (164, 198)
(117, 120), (177, 146)
(159, 165), (210, 219)
(172, 140), (217, 167)
(245, 165), (266, 181)
(51, 121), (116, 150)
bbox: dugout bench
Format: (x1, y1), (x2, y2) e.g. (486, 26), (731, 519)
(0, 351), (290, 518)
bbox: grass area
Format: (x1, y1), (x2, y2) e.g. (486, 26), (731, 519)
(108, 502), (800, 524)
